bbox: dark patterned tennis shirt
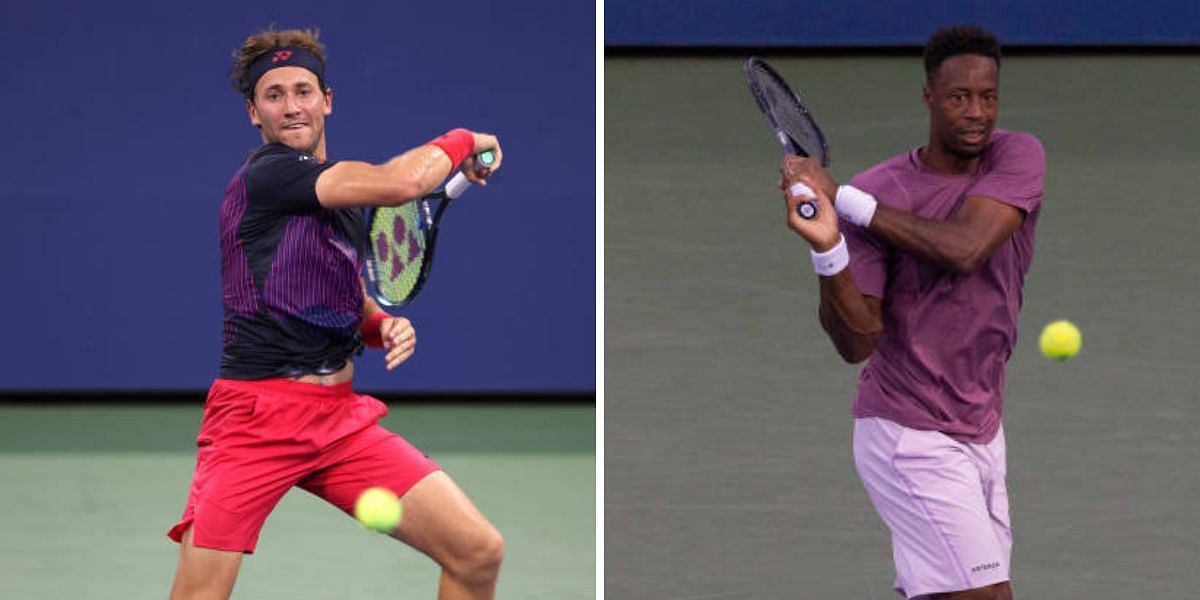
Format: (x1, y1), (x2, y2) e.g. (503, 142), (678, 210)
(219, 143), (367, 379)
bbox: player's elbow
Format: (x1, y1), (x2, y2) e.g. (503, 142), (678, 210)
(947, 246), (987, 275)
(819, 303), (882, 363)
(821, 317), (881, 364)
(946, 257), (978, 275)
(835, 333), (878, 364)
(840, 351), (871, 364)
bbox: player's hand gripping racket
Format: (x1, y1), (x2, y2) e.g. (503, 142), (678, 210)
(363, 150), (496, 307)
(744, 57), (830, 219)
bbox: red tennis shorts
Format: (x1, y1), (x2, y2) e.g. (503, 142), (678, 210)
(167, 378), (440, 553)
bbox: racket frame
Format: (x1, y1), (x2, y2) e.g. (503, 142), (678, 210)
(744, 57), (830, 220)
(744, 57), (830, 166)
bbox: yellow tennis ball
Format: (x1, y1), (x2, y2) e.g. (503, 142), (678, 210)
(1039, 320), (1081, 361)
(354, 487), (403, 533)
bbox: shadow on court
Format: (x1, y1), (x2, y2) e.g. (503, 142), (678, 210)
(605, 54), (1200, 599)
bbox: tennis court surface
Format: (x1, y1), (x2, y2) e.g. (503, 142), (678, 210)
(0, 402), (595, 599)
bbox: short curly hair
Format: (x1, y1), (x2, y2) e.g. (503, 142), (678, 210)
(230, 26), (327, 100)
(923, 25), (1000, 81)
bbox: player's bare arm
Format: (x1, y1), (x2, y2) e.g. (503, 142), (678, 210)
(781, 159), (883, 363)
(818, 272), (883, 363)
(317, 146), (452, 209)
(314, 130), (501, 210)
(316, 131), (502, 209)
(868, 197), (1024, 274)
(785, 155), (1025, 275)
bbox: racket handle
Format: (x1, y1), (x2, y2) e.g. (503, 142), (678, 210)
(478, 149), (496, 167)
(444, 149), (497, 199)
(445, 172), (470, 199)
(787, 182), (818, 220)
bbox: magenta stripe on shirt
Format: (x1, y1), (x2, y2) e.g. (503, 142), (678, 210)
(220, 171), (258, 329)
(263, 213), (360, 329)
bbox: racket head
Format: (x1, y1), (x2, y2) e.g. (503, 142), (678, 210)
(363, 194), (443, 307)
(744, 57), (830, 167)
(362, 150), (492, 306)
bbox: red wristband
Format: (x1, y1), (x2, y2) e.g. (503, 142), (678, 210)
(427, 128), (474, 170)
(360, 311), (389, 349)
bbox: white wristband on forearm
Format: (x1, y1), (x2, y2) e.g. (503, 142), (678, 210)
(811, 234), (849, 276)
(835, 185), (878, 227)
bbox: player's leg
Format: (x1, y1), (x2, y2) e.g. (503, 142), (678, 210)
(169, 527), (243, 600)
(853, 417), (1010, 599)
(392, 471), (505, 599)
(996, 581), (1013, 600)
(930, 425), (1015, 600)
(929, 580), (1012, 599)
(167, 380), (321, 598)
(926, 583), (1012, 597)
(301, 420), (503, 599)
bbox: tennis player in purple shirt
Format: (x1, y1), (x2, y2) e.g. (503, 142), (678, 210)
(781, 26), (1044, 600)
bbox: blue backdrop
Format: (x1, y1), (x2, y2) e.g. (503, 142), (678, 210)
(2, 1), (595, 392)
(606, 0), (1200, 47)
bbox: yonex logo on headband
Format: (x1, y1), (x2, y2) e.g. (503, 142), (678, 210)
(272, 50), (293, 63)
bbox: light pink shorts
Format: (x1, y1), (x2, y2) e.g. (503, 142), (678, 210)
(853, 417), (1011, 599)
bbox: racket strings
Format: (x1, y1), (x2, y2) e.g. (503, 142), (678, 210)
(747, 63), (829, 165)
(761, 79), (823, 153)
(369, 203), (427, 304)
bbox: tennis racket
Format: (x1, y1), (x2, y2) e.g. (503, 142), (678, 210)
(363, 149), (496, 307)
(744, 57), (830, 219)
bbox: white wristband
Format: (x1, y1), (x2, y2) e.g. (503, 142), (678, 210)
(810, 234), (849, 276)
(835, 185), (878, 227)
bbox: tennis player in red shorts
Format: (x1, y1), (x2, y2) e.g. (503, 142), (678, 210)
(167, 27), (505, 599)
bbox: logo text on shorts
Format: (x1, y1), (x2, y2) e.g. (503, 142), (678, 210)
(971, 561), (1001, 573)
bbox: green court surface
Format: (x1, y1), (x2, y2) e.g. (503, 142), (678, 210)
(606, 54), (1200, 598)
(0, 403), (594, 599)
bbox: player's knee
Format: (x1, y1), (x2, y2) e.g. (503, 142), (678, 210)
(467, 527), (505, 581)
(446, 525), (504, 584)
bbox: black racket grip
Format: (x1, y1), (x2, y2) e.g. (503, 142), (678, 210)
(787, 182), (818, 220)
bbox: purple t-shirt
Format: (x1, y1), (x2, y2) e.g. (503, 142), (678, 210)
(844, 129), (1046, 443)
